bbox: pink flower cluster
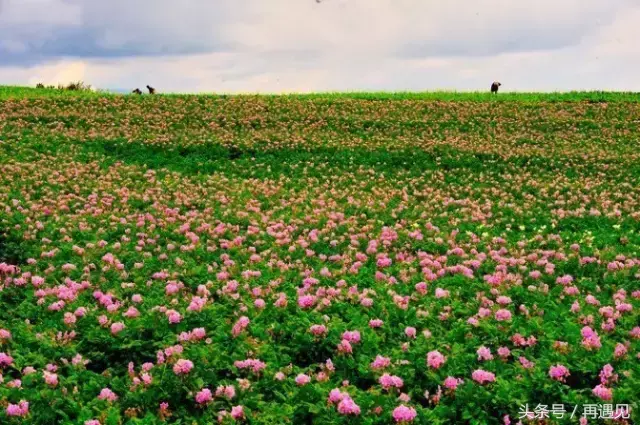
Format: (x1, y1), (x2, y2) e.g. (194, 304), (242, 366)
(471, 369), (496, 385)
(427, 350), (446, 369)
(392, 405), (417, 423)
(379, 373), (404, 390)
(548, 364), (570, 382)
(97, 388), (118, 402)
(234, 358), (267, 373)
(328, 389), (361, 416)
(6, 401), (29, 417)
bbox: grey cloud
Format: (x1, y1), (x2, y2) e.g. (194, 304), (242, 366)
(0, 0), (237, 65)
(0, 0), (639, 92)
(391, 0), (627, 58)
(0, 0), (633, 66)
(396, 25), (587, 59)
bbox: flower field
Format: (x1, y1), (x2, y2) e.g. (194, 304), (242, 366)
(0, 88), (639, 424)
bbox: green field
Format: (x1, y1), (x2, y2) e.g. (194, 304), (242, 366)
(0, 87), (638, 424)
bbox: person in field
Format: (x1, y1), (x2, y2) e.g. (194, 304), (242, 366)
(147, 85), (156, 94)
(491, 82), (501, 93)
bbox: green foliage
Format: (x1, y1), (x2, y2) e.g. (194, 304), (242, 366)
(0, 87), (638, 424)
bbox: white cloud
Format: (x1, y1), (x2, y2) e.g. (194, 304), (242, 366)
(0, 0), (639, 92)
(24, 60), (87, 86)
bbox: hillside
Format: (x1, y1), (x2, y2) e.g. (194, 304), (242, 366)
(1, 88), (639, 424)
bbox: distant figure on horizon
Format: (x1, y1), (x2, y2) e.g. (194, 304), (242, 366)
(146, 85), (156, 94)
(132, 88), (142, 95)
(491, 81), (501, 93)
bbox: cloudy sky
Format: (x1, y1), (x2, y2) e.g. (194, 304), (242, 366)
(0, 0), (639, 93)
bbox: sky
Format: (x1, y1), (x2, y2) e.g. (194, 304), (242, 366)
(0, 0), (639, 93)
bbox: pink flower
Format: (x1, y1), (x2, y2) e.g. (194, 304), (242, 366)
(63, 312), (77, 325)
(369, 319), (384, 328)
(85, 420), (101, 425)
(328, 388), (345, 403)
(274, 295), (288, 308)
(310, 324), (327, 336)
(230, 405), (244, 420)
(43, 371), (58, 387)
(295, 373), (311, 386)
(226, 386), (237, 399)
(342, 330), (361, 343)
(377, 256), (392, 268)
(166, 310), (182, 324)
(614, 343), (628, 358)
(337, 339), (353, 354)
(360, 297), (373, 307)
(599, 364), (618, 386)
(398, 393), (411, 403)
(379, 373), (404, 390)
(232, 316), (250, 337)
(497, 347), (511, 358)
(195, 388), (213, 405)
(123, 307), (140, 318)
(435, 288), (449, 298)
(191, 327), (206, 340)
(519, 357), (535, 369)
(471, 369), (496, 385)
(392, 405), (417, 423)
(173, 359), (194, 375)
(23, 366), (36, 375)
(443, 376), (462, 390)
(0, 352), (14, 367)
(427, 351), (446, 369)
(0, 329), (11, 340)
(234, 358), (266, 373)
(214, 385), (236, 399)
(297, 295), (316, 309)
(549, 365), (570, 382)
(415, 282), (428, 294)
(370, 355), (391, 370)
(592, 384), (612, 400)
(6, 400), (29, 417)
(336, 396), (361, 416)
(404, 327), (417, 338)
(495, 309), (512, 321)
(556, 275), (574, 285)
(110, 322), (125, 335)
(467, 317), (479, 326)
(188, 296), (207, 312)
(581, 326), (602, 350)
(477, 346), (494, 361)
(496, 296), (511, 305)
(529, 270), (542, 279)
(97, 388), (118, 402)
(6, 379), (21, 388)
